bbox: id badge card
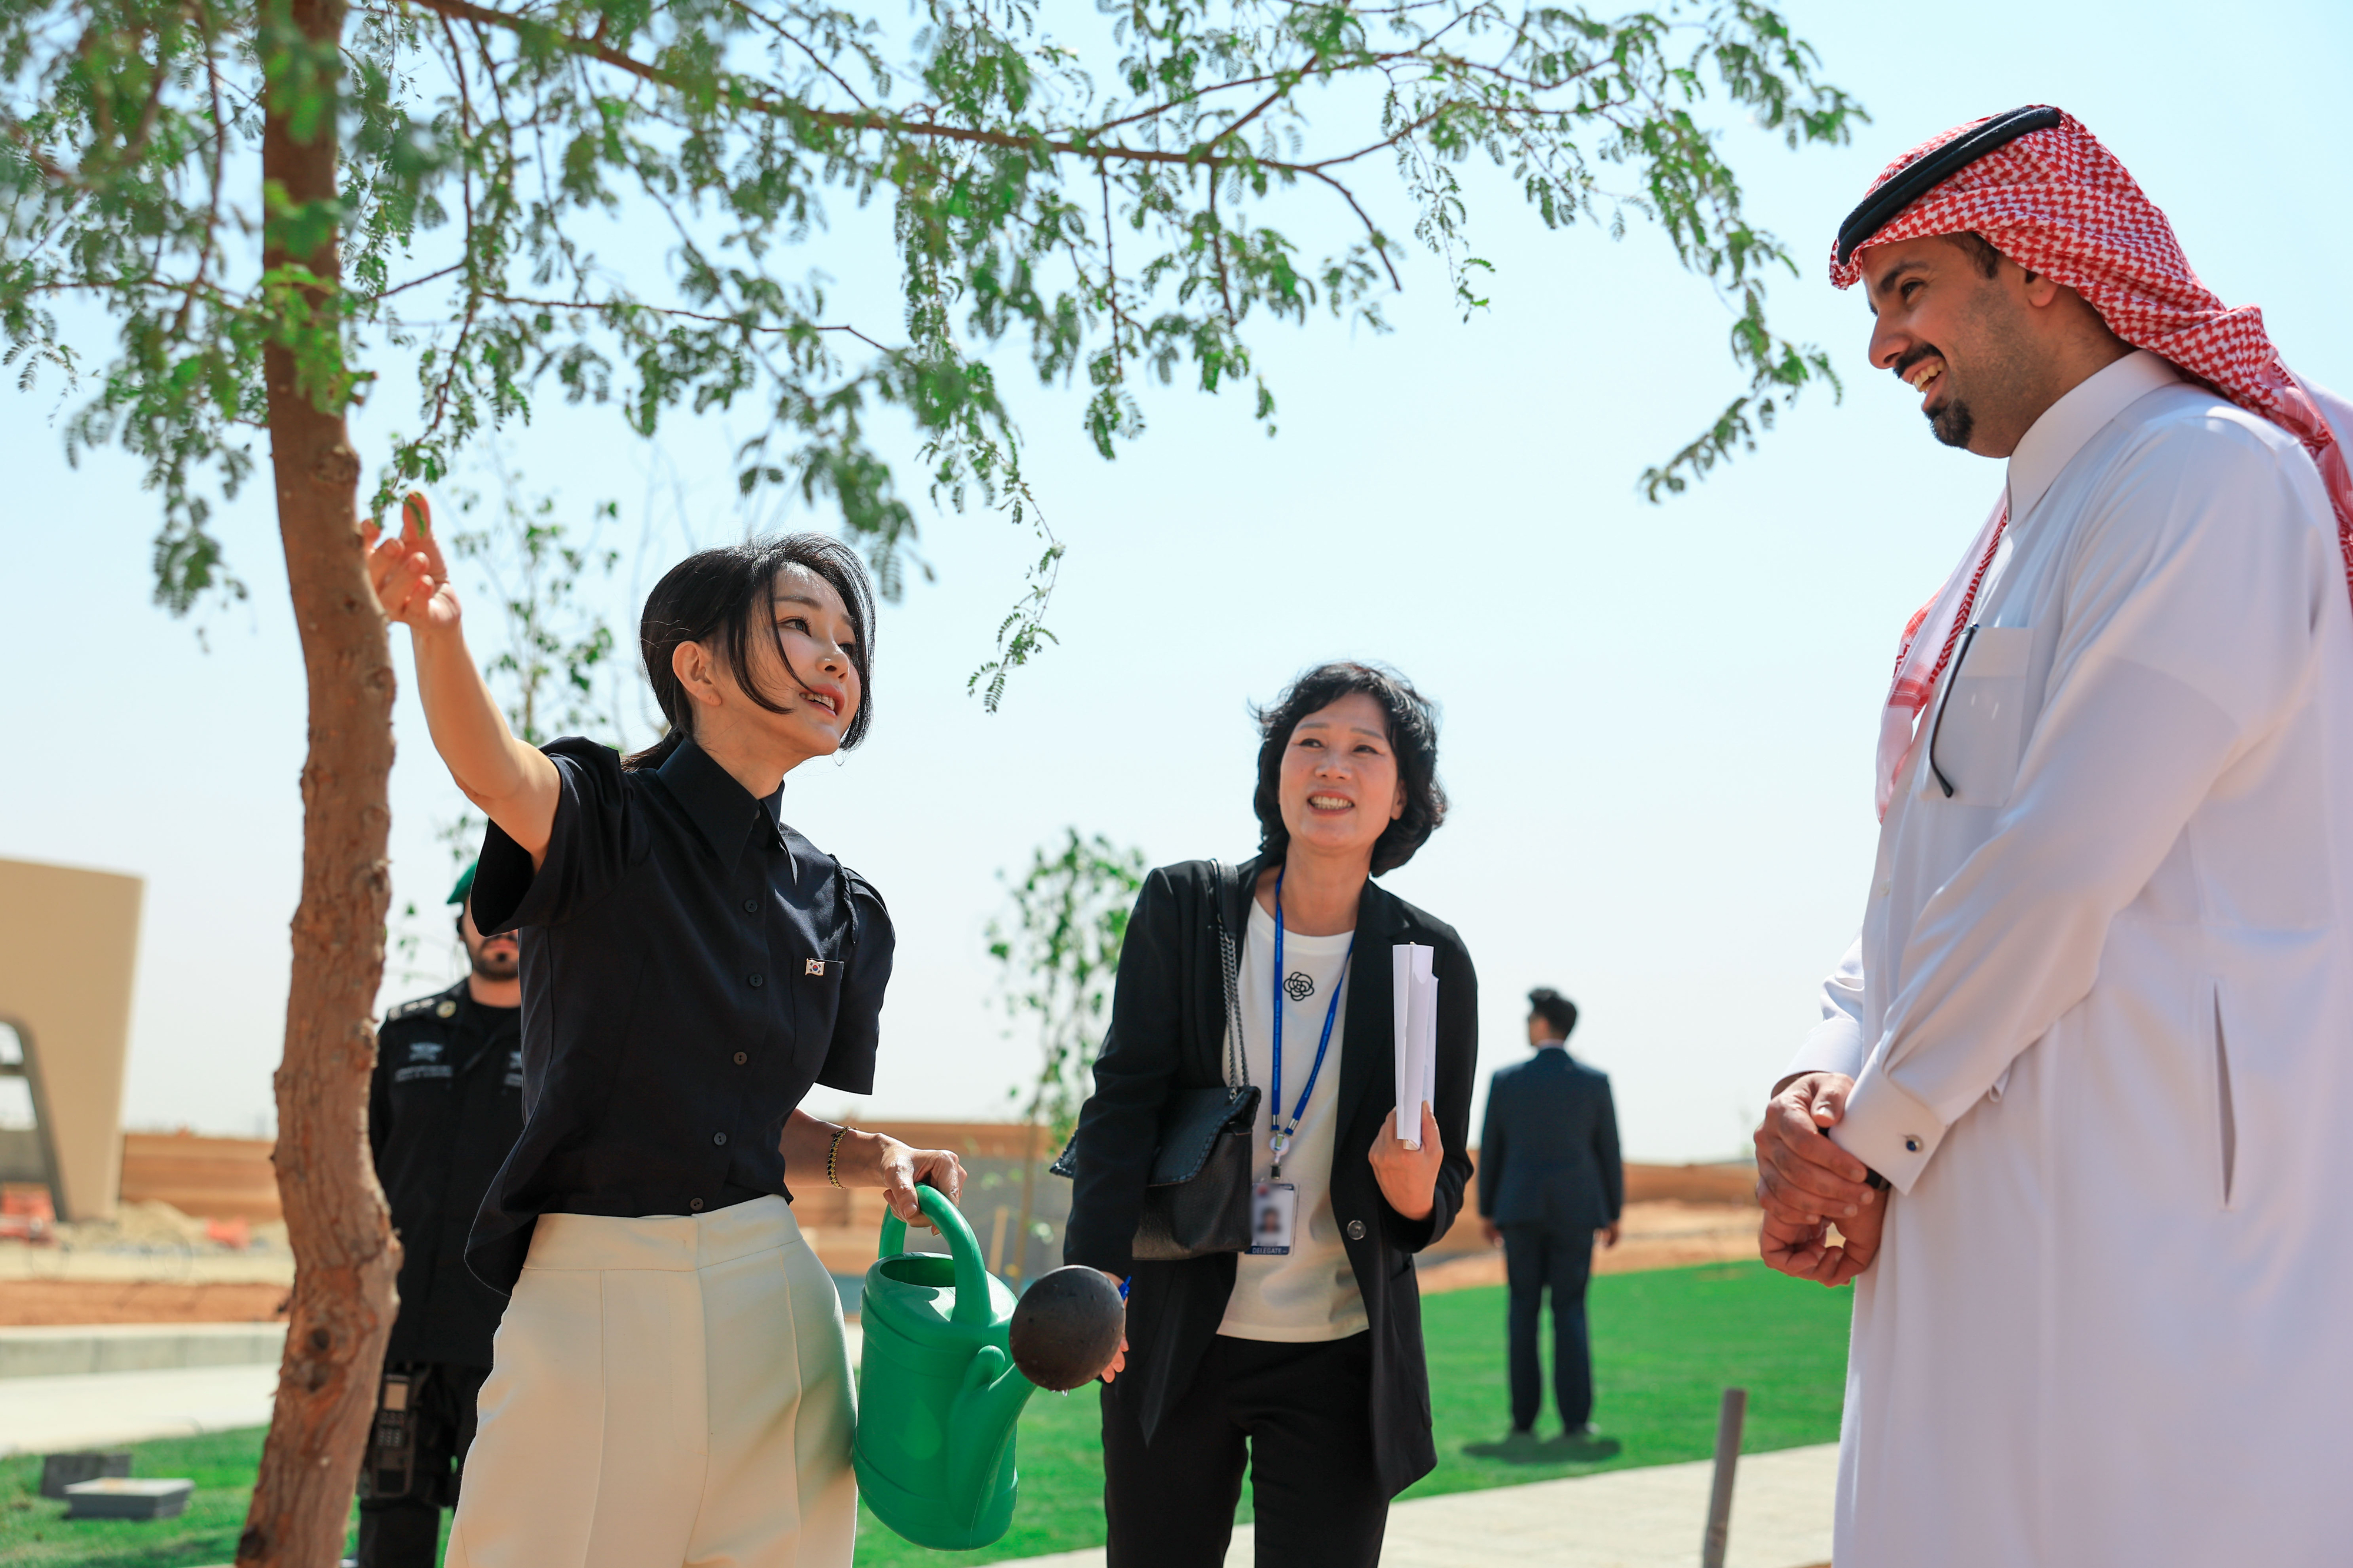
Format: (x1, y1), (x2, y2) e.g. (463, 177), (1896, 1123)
(1248, 1182), (1298, 1255)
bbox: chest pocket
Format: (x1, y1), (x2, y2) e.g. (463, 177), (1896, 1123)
(1923, 625), (2035, 809)
(392, 1036), (454, 1087)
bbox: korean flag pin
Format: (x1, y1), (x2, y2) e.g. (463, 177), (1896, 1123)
(805, 959), (826, 976)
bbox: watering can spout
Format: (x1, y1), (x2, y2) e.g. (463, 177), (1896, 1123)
(947, 1344), (1034, 1505)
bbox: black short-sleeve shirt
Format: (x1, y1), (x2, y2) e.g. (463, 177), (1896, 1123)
(466, 734), (892, 1293)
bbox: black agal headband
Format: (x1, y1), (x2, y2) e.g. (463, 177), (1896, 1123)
(1834, 105), (2064, 266)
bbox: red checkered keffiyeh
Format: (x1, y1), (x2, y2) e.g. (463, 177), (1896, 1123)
(1833, 108), (2353, 818)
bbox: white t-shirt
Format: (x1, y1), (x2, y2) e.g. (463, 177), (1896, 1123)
(1218, 901), (1367, 1343)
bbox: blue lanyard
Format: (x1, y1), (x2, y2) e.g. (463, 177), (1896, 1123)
(1270, 867), (1352, 1177)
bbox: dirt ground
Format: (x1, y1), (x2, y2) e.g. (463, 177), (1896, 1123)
(0, 1279), (291, 1325)
(0, 1200), (296, 1323)
(0, 1197), (1762, 1323)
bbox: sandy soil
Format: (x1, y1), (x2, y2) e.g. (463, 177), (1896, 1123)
(0, 1200), (296, 1321)
(0, 1199), (1764, 1322)
(0, 1278), (292, 1326)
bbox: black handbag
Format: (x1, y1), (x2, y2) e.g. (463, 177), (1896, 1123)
(1053, 860), (1261, 1260)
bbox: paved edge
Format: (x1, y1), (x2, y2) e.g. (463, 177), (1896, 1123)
(0, 1322), (288, 1379)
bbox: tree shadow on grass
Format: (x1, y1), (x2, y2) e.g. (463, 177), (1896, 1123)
(1461, 1432), (1624, 1466)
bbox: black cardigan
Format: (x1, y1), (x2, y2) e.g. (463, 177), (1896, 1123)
(1062, 854), (1479, 1499)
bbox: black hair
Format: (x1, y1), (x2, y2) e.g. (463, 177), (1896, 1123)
(1527, 987), (1579, 1039)
(622, 534), (876, 771)
(1251, 661), (1447, 876)
(1951, 231), (2007, 280)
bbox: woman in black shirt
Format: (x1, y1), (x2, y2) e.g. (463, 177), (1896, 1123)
(366, 499), (961, 1568)
(1063, 662), (1478, 1568)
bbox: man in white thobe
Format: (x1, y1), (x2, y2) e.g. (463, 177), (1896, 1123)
(1753, 106), (2353, 1567)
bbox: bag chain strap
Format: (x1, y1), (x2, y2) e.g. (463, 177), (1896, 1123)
(1211, 859), (1248, 1092)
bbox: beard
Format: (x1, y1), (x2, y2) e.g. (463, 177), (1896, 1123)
(471, 944), (519, 981)
(1898, 343), (1977, 449)
(1927, 392), (1975, 449)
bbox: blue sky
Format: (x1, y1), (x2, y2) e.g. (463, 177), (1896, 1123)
(4, 0), (2347, 1159)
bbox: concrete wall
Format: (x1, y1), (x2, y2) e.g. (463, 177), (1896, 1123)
(0, 859), (144, 1220)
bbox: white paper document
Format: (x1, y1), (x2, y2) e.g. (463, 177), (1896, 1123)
(1391, 943), (1438, 1149)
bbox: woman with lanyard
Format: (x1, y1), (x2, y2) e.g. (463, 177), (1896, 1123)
(365, 501), (964, 1568)
(1063, 661), (1478, 1568)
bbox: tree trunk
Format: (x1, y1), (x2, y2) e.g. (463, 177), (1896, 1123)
(239, 0), (402, 1559)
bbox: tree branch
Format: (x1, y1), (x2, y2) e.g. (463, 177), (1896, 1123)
(171, 32), (232, 340)
(1307, 169), (1400, 289)
(1100, 166), (1124, 376)
(2, 115), (82, 186)
(484, 291), (894, 351)
(718, 0), (873, 110)
(395, 0), (1482, 185)
(1207, 173), (1234, 325)
(368, 259), (466, 303)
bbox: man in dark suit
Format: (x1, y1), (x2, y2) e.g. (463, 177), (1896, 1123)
(1477, 987), (1622, 1439)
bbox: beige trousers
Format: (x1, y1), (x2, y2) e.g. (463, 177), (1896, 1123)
(446, 1195), (856, 1568)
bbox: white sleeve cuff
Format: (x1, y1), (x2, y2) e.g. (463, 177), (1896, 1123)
(1781, 935), (1868, 1092)
(1828, 1055), (1944, 1193)
(1782, 1011), (1868, 1086)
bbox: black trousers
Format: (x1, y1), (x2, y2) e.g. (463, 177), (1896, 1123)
(1501, 1223), (1594, 1432)
(1102, 1332), (1388, 1568)
(354, 1362), (486, 1568)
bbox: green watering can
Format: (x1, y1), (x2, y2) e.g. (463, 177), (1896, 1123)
(855, 1186), (1036, 1550)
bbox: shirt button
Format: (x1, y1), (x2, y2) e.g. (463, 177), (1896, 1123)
(1345, 1219), (1366, 1241)
(713, 1132), (728, 1146)
(743, 898), (758, 913)
(1904, 1136), (1922, 1153)
(733, 1052), (748, 1066)
(689, 1198), (705, 1212)
(748, 972), (765, 988)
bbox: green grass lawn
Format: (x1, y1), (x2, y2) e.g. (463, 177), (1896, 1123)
(857, 1261), (1849, 1568)
(0, 1263), (1848, 1568)
(2, 1427), (290, 1567)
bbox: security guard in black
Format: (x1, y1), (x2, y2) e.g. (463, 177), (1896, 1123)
(356, 865), (524, 1568)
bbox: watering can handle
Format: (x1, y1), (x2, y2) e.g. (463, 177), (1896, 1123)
(876, 1183), (996, 1326)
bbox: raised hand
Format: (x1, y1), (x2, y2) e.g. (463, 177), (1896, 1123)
(361, 492), (461, 633)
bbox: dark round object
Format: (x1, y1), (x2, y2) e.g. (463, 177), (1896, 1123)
(1008, 1266), (1126, 1392)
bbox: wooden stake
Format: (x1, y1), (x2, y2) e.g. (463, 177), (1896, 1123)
(1701, 1386), (1747, 1568)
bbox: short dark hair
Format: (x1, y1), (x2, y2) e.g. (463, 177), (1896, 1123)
(1528, 987), (1578, 1039)
(1949, 231), (2005, 279)
(1250, 662), (1447, 876)
(624, 534), (876, 770)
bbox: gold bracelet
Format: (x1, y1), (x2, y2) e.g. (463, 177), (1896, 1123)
(826, 1125), (849, 1188)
